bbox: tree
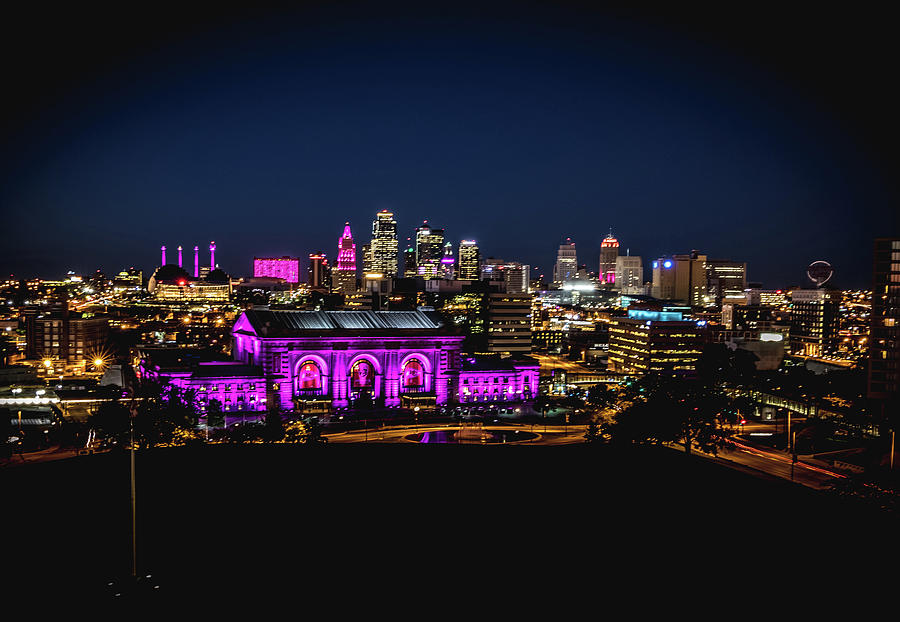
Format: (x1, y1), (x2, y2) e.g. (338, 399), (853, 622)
(90, 400), (131, 446)
(264, 405), (284, 442)
(584, 420), (601, 443)
(206, 399), (225, 429)
(586, 384), (613, 408)
(131, 381), (202, 448)
(281, 417), (328, 444)
(600, 376), (732, 456)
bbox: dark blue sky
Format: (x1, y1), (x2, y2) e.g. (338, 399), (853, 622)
(1, 3), (897, 288)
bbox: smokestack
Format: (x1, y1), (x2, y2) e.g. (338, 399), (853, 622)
(210, 241), (216, 270)
(161, 245), (166, 266)
(194, 246), (199, 278)
(177, 245), (183, 268)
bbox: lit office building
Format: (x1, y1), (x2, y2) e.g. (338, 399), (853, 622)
(360, 243), (373, 275)
(253, 256), (300, 284)
(458, 240), (480, 280)
(307, 253), (330, 290)
(23, 303), (110, 365)
(416, 222), (445, 279)
(599, 232), (619, 285)
(651, 252), (707, 306)
(487, 293), (533, 353)
(440, 242), (457, 280)
(370, 210), (399, 278)
(332, 222), (358, 294)
(553, 238), (578, 285)
(789, 288), (840, 357)
(482, 260), (530, 294)
(706, 259), (747, 307)
(868, 237), (900, 403)
(403, 243), (418, 278)
(607, 307), (707, 376)
(614, 255), (643, 294)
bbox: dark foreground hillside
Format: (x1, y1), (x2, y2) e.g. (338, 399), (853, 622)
(1, 444), (892, 607)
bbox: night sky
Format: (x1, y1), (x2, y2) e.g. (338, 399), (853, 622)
(1, 3), (897, 289)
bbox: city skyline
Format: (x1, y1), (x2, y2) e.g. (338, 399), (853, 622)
(0, 5), (896, 288)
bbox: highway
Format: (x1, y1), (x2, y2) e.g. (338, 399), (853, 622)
(325, 420), (849, 489)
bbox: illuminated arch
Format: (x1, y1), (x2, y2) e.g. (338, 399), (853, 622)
(294, 355), (330, 395)
(347, 352), (383, 376)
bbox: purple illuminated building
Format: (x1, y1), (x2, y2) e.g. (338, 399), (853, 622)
(142, 309), (540, 415)
(333, 222), (357, 294)
(254, 256), (300, 283)
(232, 309), (539, 411)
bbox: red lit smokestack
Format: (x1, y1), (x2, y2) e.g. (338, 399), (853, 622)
(210, 241), (216, 270)
(161, 245), (166, 266)
(177, 245), (183, 268)
(194, 246), (199, 278)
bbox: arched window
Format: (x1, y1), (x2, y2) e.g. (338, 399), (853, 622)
(401, 359), (425, 388)
(350, 360), (375, 389)
(298, 361), (322, 390)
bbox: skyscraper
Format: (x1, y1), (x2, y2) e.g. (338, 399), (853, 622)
(370, 210), (399, 278)
(651, 252), (707, 306)
(361, 243), (373, 275)
(868, 238), (899, 404)
(458, 240), (480, 280)
(308, 253), (330, 290)
(332, 222), (357, 294)
(553, 238), (577, 285)
(440, 242), (456, 279)
(599, 231), (619, 285)
(402, 242), (417, 278)
(706, 259), (747, 307)
(415, 221), (445, 279)
(614, 255), (644, 294)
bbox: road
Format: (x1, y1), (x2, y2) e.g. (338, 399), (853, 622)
(325, 420), (849, 489)
(325, 422), (588, 445)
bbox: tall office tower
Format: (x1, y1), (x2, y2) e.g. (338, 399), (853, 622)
(308, 253), (330, 290)
(608, 307), (706, 376)
(458, 240), (480, 280)
(370, 209), (399, 277)
(254, 256), (300, 283)
(440, 242), (456, 279)
(480, 259), (529, 293)
(789, 288), (840, 357)
(487, 292), (533, 353)
(361, 243), (373, 275)
(553, 238), (578, 285)
(651, 251), (707, 305)
(706, 259), (747, 307)
(615, 255), (644, 294)
(332, 222), (357, 294)
(402, 241), (417, 278)
(415, 221), (445, 279)
(868, 238), (900, 405)
(599, 231), (619, 285)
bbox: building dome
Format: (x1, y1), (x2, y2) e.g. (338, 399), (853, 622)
(152, 265), (191, 283)
(206, 268), (230, 283)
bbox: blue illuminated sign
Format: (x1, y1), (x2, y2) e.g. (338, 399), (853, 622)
(663, 260), (673, 269)
(627, 309), (684, 322)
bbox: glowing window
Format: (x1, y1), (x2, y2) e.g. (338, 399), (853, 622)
(402, 359), (425, 387)
(298, 362), (322, 389)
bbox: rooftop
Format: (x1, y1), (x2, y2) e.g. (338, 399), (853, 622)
(238, 309), (448, 337)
